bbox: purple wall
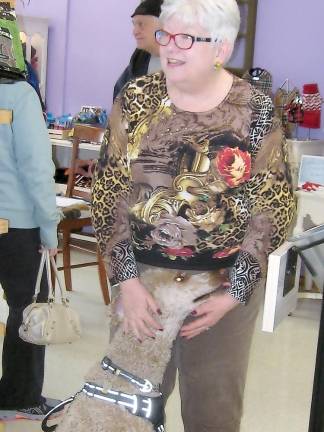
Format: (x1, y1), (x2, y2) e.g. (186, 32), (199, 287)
(63, 0), (138, 114)
(16, 0), (138, 115)
(254, 0), (324, 139)
(16, 0), (324, 139)
(16, 0), (69, 116)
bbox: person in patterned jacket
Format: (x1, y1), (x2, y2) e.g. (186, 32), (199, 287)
(91, 0), (296, 430)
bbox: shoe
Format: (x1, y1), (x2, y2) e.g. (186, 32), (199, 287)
(16, 397), (63, 421)
(0, 409), (17, 421)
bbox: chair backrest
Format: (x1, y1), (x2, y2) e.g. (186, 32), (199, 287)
(65, 124), (105, 200)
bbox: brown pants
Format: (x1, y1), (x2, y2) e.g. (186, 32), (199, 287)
(161, 281), (263, 432)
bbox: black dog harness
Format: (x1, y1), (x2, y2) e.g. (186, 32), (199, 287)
(42, 357), (165, 432)
(101, 356), (161, 394)
(82, 381), (164, 431)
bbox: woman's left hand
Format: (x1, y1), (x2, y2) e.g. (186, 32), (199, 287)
(180, 292), (240, 340)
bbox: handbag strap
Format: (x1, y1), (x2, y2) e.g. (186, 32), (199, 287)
(33, 250), (69, 304)
(49, 254), (69, 303)
(45, 251), (55, 302)
(33, 250), (47, 301)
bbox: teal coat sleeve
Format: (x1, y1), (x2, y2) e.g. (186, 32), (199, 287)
(12, 82), (59, 248)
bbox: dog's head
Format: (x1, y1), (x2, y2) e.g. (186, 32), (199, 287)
(140, 268), (228, 319)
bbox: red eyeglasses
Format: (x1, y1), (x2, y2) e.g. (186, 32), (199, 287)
(155, 30), (217, 50)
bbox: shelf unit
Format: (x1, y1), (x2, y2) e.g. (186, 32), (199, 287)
(227, 0), (258, 77)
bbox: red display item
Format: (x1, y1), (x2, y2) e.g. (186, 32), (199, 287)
(286, 98), (304, 123)
(300, 83), (322, 129)
(300, 181), (322, 192)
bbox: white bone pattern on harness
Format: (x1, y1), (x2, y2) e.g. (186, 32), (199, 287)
(101, 356), (160, 394)
(82, 380), (164, 431)
(81, 356), (165, 430)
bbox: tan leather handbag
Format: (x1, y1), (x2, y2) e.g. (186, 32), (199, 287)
(19, 250), (82, 345)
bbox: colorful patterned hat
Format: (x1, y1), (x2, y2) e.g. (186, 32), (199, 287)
(242, 67), (272, 97)
(131, 0), (163, 18)
(0, 1), (26, 79)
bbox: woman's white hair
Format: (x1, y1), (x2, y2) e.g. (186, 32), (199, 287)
(159, 0), (241, 45)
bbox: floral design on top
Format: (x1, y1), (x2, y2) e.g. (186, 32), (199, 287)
(215, 147), (251, 187)
(91, 72), (296, 303)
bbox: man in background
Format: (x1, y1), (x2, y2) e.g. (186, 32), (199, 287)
(113, 0), (163, 100)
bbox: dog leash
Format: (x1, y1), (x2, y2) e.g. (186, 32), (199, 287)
(41, 397), (75, 432)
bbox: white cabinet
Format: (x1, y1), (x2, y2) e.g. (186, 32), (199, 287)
(287, 139), (324, 189)
(262, 139), (324, 332)
(17, 15), (48, 101)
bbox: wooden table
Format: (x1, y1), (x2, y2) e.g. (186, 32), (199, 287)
(51, 137), (101, 168)
(50, 137), (101, 151)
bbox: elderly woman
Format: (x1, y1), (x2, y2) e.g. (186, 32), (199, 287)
(92, 0), (295, 430)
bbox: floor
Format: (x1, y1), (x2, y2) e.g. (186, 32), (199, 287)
(0, 250), (321, 432)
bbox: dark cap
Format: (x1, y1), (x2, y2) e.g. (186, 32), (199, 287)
(131, 0), (163, 18)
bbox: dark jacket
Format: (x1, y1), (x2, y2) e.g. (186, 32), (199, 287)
(113, 49), (151, 101)
(25, 61), (46, 111)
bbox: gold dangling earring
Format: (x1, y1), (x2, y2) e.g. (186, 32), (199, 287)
(214, 61), (222, 71)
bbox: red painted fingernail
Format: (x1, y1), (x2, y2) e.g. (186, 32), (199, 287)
(157, 309), (162, 315)
(191, 310), (197, 315)
(158, 328), (163, 332)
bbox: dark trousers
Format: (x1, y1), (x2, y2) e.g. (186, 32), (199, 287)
(161, 283), (263, 432)
(0, 228), (48, 409)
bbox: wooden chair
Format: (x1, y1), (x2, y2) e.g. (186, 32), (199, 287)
(56, 124), (110, 305)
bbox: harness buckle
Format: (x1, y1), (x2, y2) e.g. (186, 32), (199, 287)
(138, 378), (154, 393)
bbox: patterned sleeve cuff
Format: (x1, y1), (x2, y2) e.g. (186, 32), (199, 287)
(228, 250), (262, 304)
(110, 240), (138, 284)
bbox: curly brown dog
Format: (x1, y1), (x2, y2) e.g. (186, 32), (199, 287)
(44, 267), (226, 432)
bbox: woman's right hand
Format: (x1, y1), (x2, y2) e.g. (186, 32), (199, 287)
(39, 245), (58, 257)
(120, 278), (163, 342)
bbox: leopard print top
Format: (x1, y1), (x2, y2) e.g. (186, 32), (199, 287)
(91, 72), (296, 303)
